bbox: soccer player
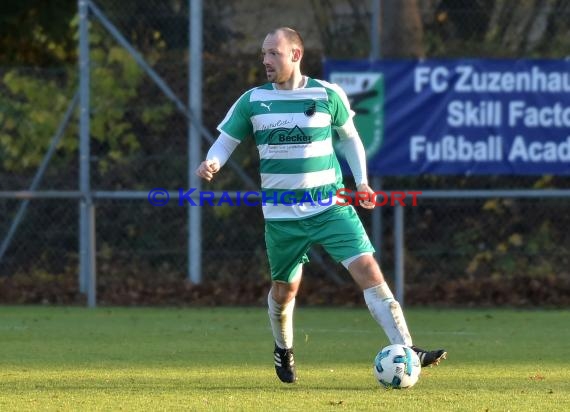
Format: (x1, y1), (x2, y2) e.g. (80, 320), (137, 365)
(196, 27), (446, 383)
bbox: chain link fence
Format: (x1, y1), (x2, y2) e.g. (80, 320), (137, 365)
(1, 0), (569, 305)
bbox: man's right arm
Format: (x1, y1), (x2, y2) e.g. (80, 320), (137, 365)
(195, 133), (240, 181)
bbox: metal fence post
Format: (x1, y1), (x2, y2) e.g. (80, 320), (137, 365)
(371, 176), (383, 260)
(370, 0), (381, 59)
(87, 201), (97, 307)
(370, 0), (383, 261)
(79, 0), (96, 306)
(394, 204), (404, 306)
(189, 0), (203, 284)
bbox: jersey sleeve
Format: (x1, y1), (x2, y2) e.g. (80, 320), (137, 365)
(206, 132), (241, 167)
(216, 90), (254, 142)
(324, 82), (355, 128)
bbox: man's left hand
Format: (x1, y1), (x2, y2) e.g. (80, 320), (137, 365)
(356, 183), (376, 209)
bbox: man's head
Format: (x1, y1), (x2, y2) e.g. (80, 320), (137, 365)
(261, 27), (304, 87)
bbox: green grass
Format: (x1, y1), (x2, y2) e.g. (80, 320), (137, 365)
(1, 306), (569, 411)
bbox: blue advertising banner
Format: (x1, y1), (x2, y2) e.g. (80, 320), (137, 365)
(325, 59), (570, 175)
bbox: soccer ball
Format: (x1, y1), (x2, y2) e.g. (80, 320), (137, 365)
(373, 344), (421, 389)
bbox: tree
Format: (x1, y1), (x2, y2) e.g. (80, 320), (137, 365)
(0, 0), (77, 66)
(426, 0), (569, 57)
(382, 0), (425, 57)
(310, 0), (371, 58)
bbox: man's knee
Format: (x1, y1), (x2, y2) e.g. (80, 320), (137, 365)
(348, 254), (385, 289)
(349, 254), (380, 273)
(271, 281), (299, 304)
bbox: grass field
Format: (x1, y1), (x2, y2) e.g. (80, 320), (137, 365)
(1, 306), (569, 411)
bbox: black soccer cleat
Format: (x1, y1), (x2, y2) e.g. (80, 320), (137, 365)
(411, 345), (447, 367)
(273, 344), (297, 383)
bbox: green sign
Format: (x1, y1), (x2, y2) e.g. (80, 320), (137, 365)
(330, 72), (384, 159)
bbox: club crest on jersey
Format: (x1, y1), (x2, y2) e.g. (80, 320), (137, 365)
(267, 125), (312, 145)
(304, 101), (316, 117)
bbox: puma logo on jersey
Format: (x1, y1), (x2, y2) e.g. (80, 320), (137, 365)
(260, 102), (273, 111)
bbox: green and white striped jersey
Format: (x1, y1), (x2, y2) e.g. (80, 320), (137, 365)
(217, 76), (354, 220)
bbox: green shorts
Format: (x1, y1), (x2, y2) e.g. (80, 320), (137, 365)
(264, 205), (375, 283)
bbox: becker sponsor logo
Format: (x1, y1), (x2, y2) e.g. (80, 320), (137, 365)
(267, 125), (312, 145)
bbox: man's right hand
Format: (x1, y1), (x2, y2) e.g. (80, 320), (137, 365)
(195, 160), (220, 182)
